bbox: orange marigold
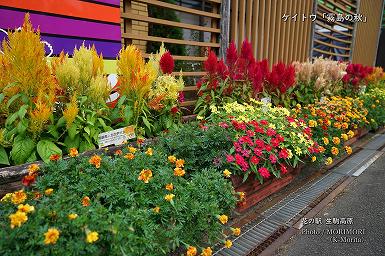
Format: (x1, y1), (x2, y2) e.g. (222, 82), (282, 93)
(175, 159), (185, 168)
(138, 169), (153, 183)
(165, 183), (174, 191)
(82, 196), (91, 207)
(186, 246), (197, 256)
(11, 190), (27, 205)
(124, 153), (135, 160)
(174, 167), (185, 177)
(69, 148), (79, 157)
(28, 164), (40, 175)
(49, 154), (60, 161)
(89, 155), (101, 168)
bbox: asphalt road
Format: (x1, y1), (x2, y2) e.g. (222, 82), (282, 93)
(276, 153), (385, 256)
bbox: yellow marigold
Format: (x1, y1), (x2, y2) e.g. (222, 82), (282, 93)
(124, 153), (135, 160)
(332, 137), (340, 145)
(345, 146), (352, 155)
(138, 169), (153, 183)
(224, 240), (232, 248)
(1, 192), (12, 203)
(175, 159), (185, 168)
(44, 228), (60, 245)
(89, 155), (101, 168)
(201, 247), (213, 256)
(17, 204), (35, 213)
(239, 192), (246, 201)
(82, 196), (91, 207)
(86, 231), (99, 243)
(128, 146), (137, 153)
(232, 227), (241, 236)
(331, 147), (339, 156)
(322, 137), (329, 145)
(11, 190), (27, 204)
(341, 134), (348, 141)
(168, 155), (177, 163)
(145, 147), (153, 156)
(311, 156), (317, 162)
(174, 167), (186, 177)
(186, 246), (197, 256)
(153, 206), (160, 213)
(69, 148), (79, 157)
(45, 188), (54, 196)
(165, 194), (175, 202)
(165, 183), (174, 191)
(218, 214), (228, 224)
(68, 213), (78, 220)
(308, 120), (317, 127)
(325, 157), (333, 166)
(28, 164), (40, 175)
(347, 130), (355, 138)
(9, 211), (28, 229)
(372, 104), (376, 108)
(223, 169), (232, 178)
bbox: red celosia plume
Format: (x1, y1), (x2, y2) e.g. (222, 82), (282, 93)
(159, 51), (174, 74)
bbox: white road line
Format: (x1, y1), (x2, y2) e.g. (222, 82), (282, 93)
(352, 151), (384, 177)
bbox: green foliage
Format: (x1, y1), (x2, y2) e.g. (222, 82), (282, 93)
(0, 147), (236, 255)
(360, 88), (385, 130)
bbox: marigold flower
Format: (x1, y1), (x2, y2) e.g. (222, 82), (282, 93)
(332, 137), (340, 145)
(322, 137), (329, 145)
(69, 148), (79, 157)
(175, 159), (185, 168)
(174, 167), (186, 177)
(153, 206), (160, 213)
(68, 213), (78, 220)
(232, 227), (241, 236)
(45, 188), (54, 196)
(224, 240), (232, 248)
(33, 191), (42, 200)
(9, 211), (28, 228)
(168, 155), (177, 163)
(49, 154), (60, 161)
(165, 194), (175, 202)
(311, 156), (317, 162)
(86, 231), (99, 243)
(347, 130), (355, 138)
(201, 247), (213, 256)
(28, 164), (40, 175)
(89, 155), (101, 168)
(325, 157), (333, 166)
(341, 134), (349, 141)
(308, 120), (317, 127)
(44, 228), (60, 245)
(345, 146), (353, 155)
(186, 246), (197, 256)
(218, 214), (228, 224)
(331, 147), (339, 156)
(342, 123), (349, 129)
(128, 146), (137, 153)
(145, 148), (153, 156)
(114, 149), (122, 156)
(124, 153), (135, 160)
(318, 146), (326, 153)
(22, 174), (36, 187)
(17, 204), (35, 213)
(82, 196), (91, 207)
(239, 192), (246, 201)
(1, 192), (12, 203)
(223, 169), (232, 178)
(165, 183), (174, 191)
(11, 190), (27, 204)
(138, 169), (153, 183)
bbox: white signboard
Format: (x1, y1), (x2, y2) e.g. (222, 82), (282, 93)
(98, 126), (136, 148)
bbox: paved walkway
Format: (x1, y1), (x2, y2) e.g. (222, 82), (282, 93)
(276, 154), (385, 256)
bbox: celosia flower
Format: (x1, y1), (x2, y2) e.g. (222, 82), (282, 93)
(124, 153), (135, 160)
(165, 193), (175, 202)
(165, 183), (174, 191)
(168, 155), (177, 163)
(240, 39), (254, 63)
(186, 246), (197, 256)
(178, 92), (185, 103)
(17, 204), (35, 213)
(49, 154), (60, 161)
(232, 227), (241, 236)
(224, 240), (232, 248)
(11, 190), (27, 204)
(204, 51), (218, 76)
(82, 196), (90, 207)
(68, 213), (78, 220)
(9, 211), (28, 228)
(159, 51), (174, 74)
(223, 169), (232, 178)
(86, 231), (99, 243)
(218, 214), (228, 224)
(226, 41), (238, 68)
(28, 164), (39, 175)
(89, 155), (101, 168)
(174, 167), (185, 177)
(69, 148), (79, 157)
(22, 174), (36, 187)
(171, 106), (179, 115)
(201, 247), (213, 256)
(44, 228), (60, 244)
(138, 169), (153, 183)
(145, 148), (153, 156)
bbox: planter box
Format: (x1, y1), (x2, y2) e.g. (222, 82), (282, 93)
(231, 166), (302, 213)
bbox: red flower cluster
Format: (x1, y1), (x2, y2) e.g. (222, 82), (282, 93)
(342, 63), (373, 88)
(159, 51), (175, 74)
(266, 62), (296, 94)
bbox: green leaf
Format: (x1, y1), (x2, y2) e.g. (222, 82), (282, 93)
(0, 146), (10, 165)
(79, 139), (95, 153)
(68, 124), (78, 140)
(5, 112), (19, 127)
(17, 105), (28, 119)
(56, 116), (66, 128)
(84, 126), (91, 135)
(7, 93), (22, 108)
(10, 135), (36, 165)
(0, 93), (4, 104)
(16, 118), (28, 135)
(26, 151), (37, 163)
(64, 135), (80, 151)
(37, 140), (62, 163)
(142, 116), (152, 130)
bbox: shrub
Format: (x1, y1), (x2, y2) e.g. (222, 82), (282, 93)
(360, 88), (385, 129)
(0, 147), (237, 255)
